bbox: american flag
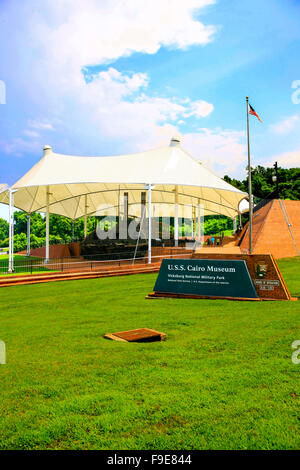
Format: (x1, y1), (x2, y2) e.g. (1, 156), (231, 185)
(248, 103), (262, 122)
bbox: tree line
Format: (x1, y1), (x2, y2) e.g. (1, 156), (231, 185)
(224, 166), (300, 201)
(0, 213), (98, 252)
(0, 212), (233, 252)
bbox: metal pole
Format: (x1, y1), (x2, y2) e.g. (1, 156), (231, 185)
(45, 186), (50, 263)
(8, 189), (14, 273)
(197, 201), (201, 243)
(148, 184), (152, 264)
(84, 194), (88, 238)
(8, 190), (12, 272)
(193, 205), (196, 240)
(276, 162), (279, 199)
(133, 197), (146, 265)
(124, 192), (128, 222)
(274, 161), (279, 199)
(233, 215), (237, 233)
(174, 185), (179, 247)
(26, 213), (31, 257)
(246, 96), (253, 254)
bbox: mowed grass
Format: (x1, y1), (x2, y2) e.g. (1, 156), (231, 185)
(0, 255), (39, 261)
(0, 257), (299, 450)
(0, 255), (56, 276)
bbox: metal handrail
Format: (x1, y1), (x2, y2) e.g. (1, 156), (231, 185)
(279, 200), (300, 256)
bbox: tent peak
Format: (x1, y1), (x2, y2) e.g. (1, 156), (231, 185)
(169, 137), (181, 147)
(43, 145), (52, 156)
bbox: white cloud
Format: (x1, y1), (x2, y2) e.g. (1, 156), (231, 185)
(2, 65), (215, 157)
(35, 0), (216, 76)
(28, 120), (54, 131)
(23, 130), (39, 138)
(0, 138), (42, 157)
(184, 100), (214, 118)
(90, 68), (149, 95)
(68, 67), (214, 147)
(270, 114), (299, 134)
(182, 128), (247, 177)
(1, 1), (226, 172)
(3, 0), (216, 150)
(265, 148), (300, 168)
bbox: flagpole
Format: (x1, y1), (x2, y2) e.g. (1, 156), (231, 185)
(246, 96), (253, 254)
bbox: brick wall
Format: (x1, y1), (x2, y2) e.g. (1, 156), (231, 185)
(24, 244), (71, 258)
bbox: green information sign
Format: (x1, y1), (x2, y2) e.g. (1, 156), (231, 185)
(154, 258), (258, 299)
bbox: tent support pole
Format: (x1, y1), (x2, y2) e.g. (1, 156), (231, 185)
(148, 184), (152, 264)
(197, 201), (201, 244)
(192, 205), (196, 239)
(26, 213), (31, 257)
(45, 186), (50, 264)
(8, 189), (14, 273)
(174, 185), (179, 247)
(239, 211), (242, 228)
(233, 215), (237, 233)
(84, 195), (88, 238)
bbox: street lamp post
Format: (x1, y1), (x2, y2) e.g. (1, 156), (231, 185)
(273, 162), (279, 199)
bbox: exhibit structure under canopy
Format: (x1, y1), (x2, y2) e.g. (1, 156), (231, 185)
(0, 138), (247, 269)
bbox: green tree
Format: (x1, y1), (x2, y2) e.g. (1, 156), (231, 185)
(14, 211), (28, 234)
(0, 218), (9, 240)
(224, 166), (300, 200)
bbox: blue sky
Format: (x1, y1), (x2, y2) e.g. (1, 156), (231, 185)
(0, 0), (300, 219)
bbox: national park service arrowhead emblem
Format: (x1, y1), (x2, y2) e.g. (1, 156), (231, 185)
(255, 262), (268, 278)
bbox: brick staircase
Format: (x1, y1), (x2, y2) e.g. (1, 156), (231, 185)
(239, 199), (300, 258)
(195, 239), (241, 254)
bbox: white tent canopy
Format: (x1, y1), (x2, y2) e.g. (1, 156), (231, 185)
(0, 138), (248, 269)
(0, 139), (247, 219)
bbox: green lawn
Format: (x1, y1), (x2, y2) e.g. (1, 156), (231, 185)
(0, 255), (37, 260)
(0, 257), (299, 450)
(0, 255), (55, 275)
